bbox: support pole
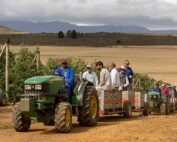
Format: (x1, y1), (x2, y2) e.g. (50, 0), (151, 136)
(5, 43), (9, 103)
(0, 43), (7, 59)
(36, 48), (40, 73)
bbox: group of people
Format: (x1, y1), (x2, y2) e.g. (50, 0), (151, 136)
(54, 58), (134, 102)
(152, 82), (177, 98)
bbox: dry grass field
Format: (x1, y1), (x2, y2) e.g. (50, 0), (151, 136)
(11, 45), (177, 85)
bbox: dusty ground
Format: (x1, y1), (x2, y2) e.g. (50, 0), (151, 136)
(10, 45), (177, 85)
(1, 106), (177, 142)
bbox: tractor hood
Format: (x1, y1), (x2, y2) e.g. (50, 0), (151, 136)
(24, 75), (63, 84)
(148, 91), (160, 96)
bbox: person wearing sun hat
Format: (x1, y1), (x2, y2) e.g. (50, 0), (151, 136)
(55, 58), (75, 103)
(82, 64), (99, 87)
(119, 65), (129, 91)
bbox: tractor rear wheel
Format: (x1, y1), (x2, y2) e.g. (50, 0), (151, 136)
(55, 102), (72, 133)
(143, 102), (150, 116)
(123, 101), (132, 118)
(78, 86), (99, 126)
(12, 103), (31, 132)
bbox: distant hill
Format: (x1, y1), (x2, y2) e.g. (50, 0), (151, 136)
(0, 21), (152, 33)
(0, 21), (177, 34)
(0, 25), (24, 34)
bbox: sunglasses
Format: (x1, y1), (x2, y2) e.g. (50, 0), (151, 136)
(62, 63), (67, 65)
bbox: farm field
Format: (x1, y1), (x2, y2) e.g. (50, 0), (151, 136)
(10, 45), (177, 85)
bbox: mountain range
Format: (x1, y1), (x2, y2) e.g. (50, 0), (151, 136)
(0, 21), (177, 34)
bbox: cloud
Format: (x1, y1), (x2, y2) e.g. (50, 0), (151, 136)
(0, 0), (177, 29)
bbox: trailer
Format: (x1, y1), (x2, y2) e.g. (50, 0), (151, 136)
(97, 89), (150, 117)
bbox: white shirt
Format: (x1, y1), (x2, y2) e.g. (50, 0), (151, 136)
(82, 71), (99, 87)
(110, 68), (120, 88)
(98, 68), (112, 90)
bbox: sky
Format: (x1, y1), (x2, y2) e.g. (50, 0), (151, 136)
(0, 0), (177, 29)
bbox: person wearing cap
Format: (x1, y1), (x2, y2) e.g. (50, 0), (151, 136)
(124, 60), (134, 90)
(119, 65), (129, 91)
(82, 64), (99, 87)
(109, 62), (120, 89)
(152, 82), (162, 96)
(55, 58), (75, 103)
(96, 61), (112, 90)
(161, 84), (171, 98)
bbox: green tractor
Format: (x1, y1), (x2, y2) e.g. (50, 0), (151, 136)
(12, 75), (99, 133)
(148, 91), (170, 115)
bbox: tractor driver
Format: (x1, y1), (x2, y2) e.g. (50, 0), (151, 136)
(55, 58), (75, 103)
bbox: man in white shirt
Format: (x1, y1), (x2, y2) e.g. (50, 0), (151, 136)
(96, 61), (112, 90)
(82, 64), (99, 87)
(109, 62), (120, 89)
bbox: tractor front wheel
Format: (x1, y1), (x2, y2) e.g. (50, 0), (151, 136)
(55, 102), (72, 133)
(123, 101), (132, 118)
(12, 103), (31, 132)
(78, 86), (99, 126)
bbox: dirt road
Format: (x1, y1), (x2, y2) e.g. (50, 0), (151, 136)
(0, 106), (177, 142)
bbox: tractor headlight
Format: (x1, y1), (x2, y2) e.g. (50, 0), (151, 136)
(35, 84), (42, 90)
(25, 85), (31, 90)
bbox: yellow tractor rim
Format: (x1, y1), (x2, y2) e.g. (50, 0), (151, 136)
(65, 109), (71, 128)
(90, 95), (97, 119)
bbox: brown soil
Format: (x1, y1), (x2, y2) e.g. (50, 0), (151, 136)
(0, 106), (177, 142)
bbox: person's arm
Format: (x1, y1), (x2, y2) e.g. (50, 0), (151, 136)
(116, 71), (120, 87)
(54, 67), (61, 76)
(99, 70), (104, 87)
(124, 76), (129, 88)
(94, 72), (99, 87)
(68, 68), (75, 85)
(82, 72), (86, 79)
(129, 68), (134, 78)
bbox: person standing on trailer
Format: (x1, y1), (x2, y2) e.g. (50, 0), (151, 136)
(82, 64), (99, 87)
(119, 65), (129, 91)
(124, 60), (134, 90)
(109, 62), (120, 89)
(96, 61), (112, 90)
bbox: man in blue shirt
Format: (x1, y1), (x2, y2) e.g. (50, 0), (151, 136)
(55, 58), (75, 103)
(152, 82), (162, 96)
(124, 60), (134, 90)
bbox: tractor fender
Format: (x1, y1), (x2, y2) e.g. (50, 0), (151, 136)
(77, 80), (94, 106)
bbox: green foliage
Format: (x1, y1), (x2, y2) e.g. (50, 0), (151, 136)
(133, 73), (156, 93)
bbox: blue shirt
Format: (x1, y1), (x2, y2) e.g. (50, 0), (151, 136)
(125, 67), (134, 84)
(152, 87), (162, 96)
(55, 67), (75, 86)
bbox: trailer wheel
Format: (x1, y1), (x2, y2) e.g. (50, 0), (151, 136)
(123, 101), (132, 118)
(12, 103), (31, 132)
(55, 102), (72, 133)
(143, 103), (150, 116)
(78, 86), (99, 126)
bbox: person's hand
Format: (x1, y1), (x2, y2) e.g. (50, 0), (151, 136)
(119, 86), (123, 91)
